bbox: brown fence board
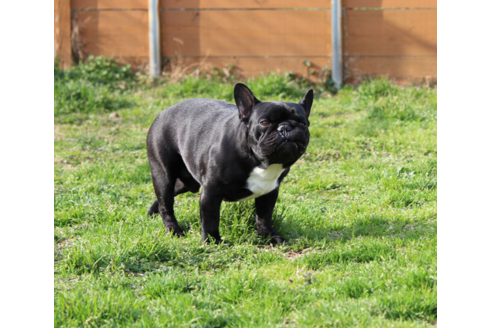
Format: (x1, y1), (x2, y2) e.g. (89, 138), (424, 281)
(344, 0), (436, 8)
(71, 0), (147, 10)
(54, 2), (58, 50)
(161, 10), (330, 57)
(55, 0), (72, 68)
(72, 0), (331, 10)
(75, 11), (148, 58)
(102, 56), (149, 69)
(161, 0), (330, 9)
(176, 56), (331, 78)
(344, 9), (436, 56)
(71, 0), (438, 11)
(86, 56), (331, 79)
(345, 56), (436, 79)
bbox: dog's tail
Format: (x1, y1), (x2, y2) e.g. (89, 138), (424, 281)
(147, 199), (159, 216)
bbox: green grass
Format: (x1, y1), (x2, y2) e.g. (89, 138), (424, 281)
(54, 58), (437, 327)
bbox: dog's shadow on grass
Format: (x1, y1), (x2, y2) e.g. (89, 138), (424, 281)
(276, 214), (436, 246)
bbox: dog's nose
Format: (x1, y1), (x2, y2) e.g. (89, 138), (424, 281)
(277, 123), (292, 134)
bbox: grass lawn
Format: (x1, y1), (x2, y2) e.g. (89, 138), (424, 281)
(54, 58), (437, 327)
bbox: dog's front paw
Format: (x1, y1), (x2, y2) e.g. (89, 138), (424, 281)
(257, 226), (274, 237)
(270, 235), (286, 245)
(204, 236), (223, 245)
(258, 226), (285, 244)
(166, 226), (185, 237)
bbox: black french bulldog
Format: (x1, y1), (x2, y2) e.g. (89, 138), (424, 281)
(146, 83), (312, 244)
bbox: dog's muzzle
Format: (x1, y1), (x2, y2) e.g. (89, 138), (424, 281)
(277, 123), (292, 138)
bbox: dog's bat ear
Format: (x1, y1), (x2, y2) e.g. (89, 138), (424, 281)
(234, 83), (261, 122)
(299, 89), (314, 118)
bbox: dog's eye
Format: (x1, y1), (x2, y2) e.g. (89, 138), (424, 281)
(300, 122), (307, 126)
(260, 120), (271, 126)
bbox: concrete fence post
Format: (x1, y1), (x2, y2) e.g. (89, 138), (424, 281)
(148, 0), (161, 77)
(331, 0), (343, 89)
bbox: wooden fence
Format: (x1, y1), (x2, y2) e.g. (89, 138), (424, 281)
(54, 0), (437, 83)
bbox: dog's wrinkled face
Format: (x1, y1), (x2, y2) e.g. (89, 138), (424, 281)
(234, 83), (313, 166)
(248, 102), (310, 165)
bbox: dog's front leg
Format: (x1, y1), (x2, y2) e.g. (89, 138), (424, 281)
(200, 187), (223, 244)
(255, 189), (285, 244)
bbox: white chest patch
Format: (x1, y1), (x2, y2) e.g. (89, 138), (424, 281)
(240, 164), (285, 201)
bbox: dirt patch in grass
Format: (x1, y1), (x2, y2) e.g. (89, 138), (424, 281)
(54, 157), (78, 170)
(285, 247), (314, 260)
(54, 124), (63, 141)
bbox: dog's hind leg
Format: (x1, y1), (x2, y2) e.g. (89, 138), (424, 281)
(147, 174), (200, 220)
(147, 200), (160, 216)
(147, 150), (185, 237)
(148, 177), (198, 216)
